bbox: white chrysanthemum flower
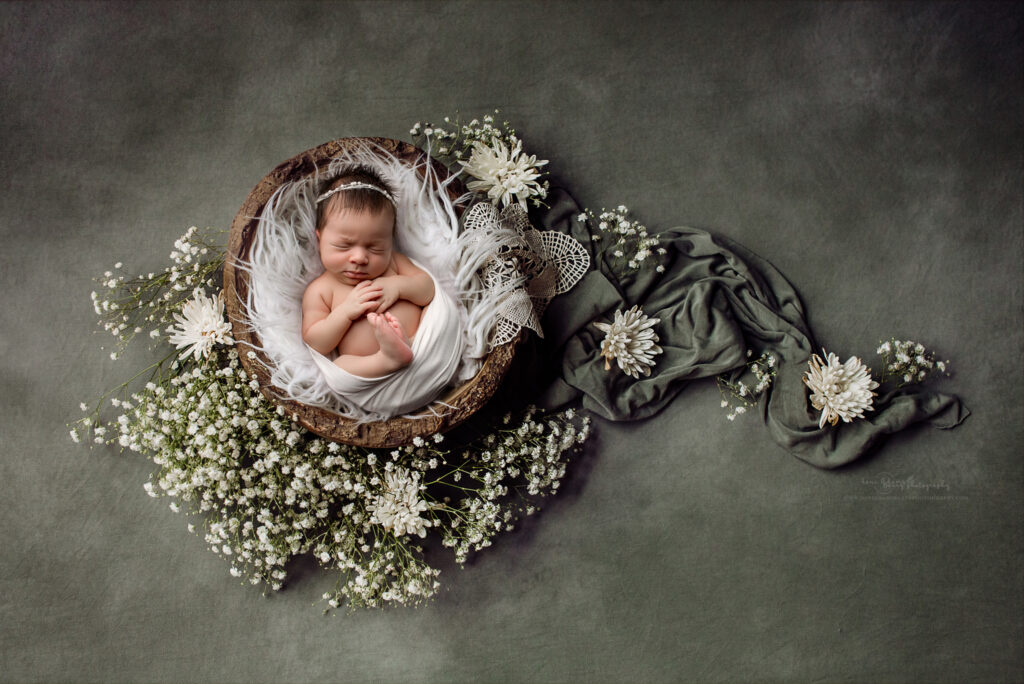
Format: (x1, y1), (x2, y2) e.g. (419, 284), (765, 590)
(460, 137), (548, 209)
(803, 350), (880, 429)
(166, 292), (234, 361)
(593, 305), (663, 379)
(366, 469), (433, 538)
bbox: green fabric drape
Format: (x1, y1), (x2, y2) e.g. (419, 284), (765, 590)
(534, 189), (968, 469)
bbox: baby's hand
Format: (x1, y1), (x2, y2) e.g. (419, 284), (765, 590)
(373, 277), (402, 312)
(336, 281), (382, 321)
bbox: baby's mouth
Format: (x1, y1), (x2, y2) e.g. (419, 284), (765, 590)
(343, 270), (369, 280)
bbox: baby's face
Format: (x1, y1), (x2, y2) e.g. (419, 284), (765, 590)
(317, 206), (395, 286)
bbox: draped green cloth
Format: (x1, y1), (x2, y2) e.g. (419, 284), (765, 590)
(534, 190), (968, 469)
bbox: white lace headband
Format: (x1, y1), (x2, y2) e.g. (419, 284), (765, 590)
(316, 181), (396, 205)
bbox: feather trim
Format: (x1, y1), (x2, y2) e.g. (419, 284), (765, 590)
(235, 140), (508, 422)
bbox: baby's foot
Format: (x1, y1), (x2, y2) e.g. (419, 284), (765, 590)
(368, 312), (413, 368)
(383, 312), (413, 347)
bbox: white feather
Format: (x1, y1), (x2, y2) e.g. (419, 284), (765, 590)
(235, 140), (510, 422)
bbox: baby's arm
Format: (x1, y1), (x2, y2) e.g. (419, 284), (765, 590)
(302, 279), (382, 355)
(374, 253), (435, 311)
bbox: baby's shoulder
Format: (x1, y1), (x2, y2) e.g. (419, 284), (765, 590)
(303, 273), (344, 305)
(391, 251), (421, 273)
(304, 272), (331, 295)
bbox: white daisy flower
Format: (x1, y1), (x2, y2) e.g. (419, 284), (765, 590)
(366, 469), (434, 538)
(803, 350), (879, 429)
(460, 137), (548, 209)
(593, 305), (663, 379)
(166, 292), (234, 361)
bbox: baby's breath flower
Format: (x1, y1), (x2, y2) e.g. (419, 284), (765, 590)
(581, 205), (664, 275)
(876, 338), (949, 388)
(89, 227), (225, 355)
(717, 351), (777, 421)
(77, 117), (596, 613)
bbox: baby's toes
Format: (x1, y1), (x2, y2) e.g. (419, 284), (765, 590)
(384, 313), (411, 343)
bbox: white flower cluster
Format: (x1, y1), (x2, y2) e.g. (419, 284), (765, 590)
(71, 115), (598, 612)
(434, 407), (590, 564)
(410, 111), (550, 209)
(578, 206), (666, 273)
(89, 226), (223, 356)
(716, 350), (777, 421)
(73, 333), (590, 609)
(877, 338), (949, 387)
(410, 110), (508, 160)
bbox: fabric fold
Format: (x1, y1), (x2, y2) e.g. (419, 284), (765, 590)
(534, 188), (968, 468)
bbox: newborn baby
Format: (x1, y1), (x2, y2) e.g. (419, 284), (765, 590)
(302, 169), (435, 378)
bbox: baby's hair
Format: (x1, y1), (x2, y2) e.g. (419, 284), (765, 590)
(316, 167), (396, 231)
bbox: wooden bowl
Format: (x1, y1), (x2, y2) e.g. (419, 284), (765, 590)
(223, 137), (521, 448)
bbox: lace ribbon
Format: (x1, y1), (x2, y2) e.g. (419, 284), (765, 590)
(459, 203), (590, 348)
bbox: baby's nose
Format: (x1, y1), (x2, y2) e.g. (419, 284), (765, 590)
(350, 248), (369, 264)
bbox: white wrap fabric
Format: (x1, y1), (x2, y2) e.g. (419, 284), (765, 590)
(242, 141), (572, 423)
(305, 265), (464, 417)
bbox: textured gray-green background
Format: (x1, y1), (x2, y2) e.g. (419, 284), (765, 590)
(2, 2), (1021, 682)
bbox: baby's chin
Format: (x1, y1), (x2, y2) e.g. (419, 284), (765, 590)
(336, 269), (382, 285)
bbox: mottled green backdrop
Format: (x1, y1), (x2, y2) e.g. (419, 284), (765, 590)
(2, 2), (1021, 682)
